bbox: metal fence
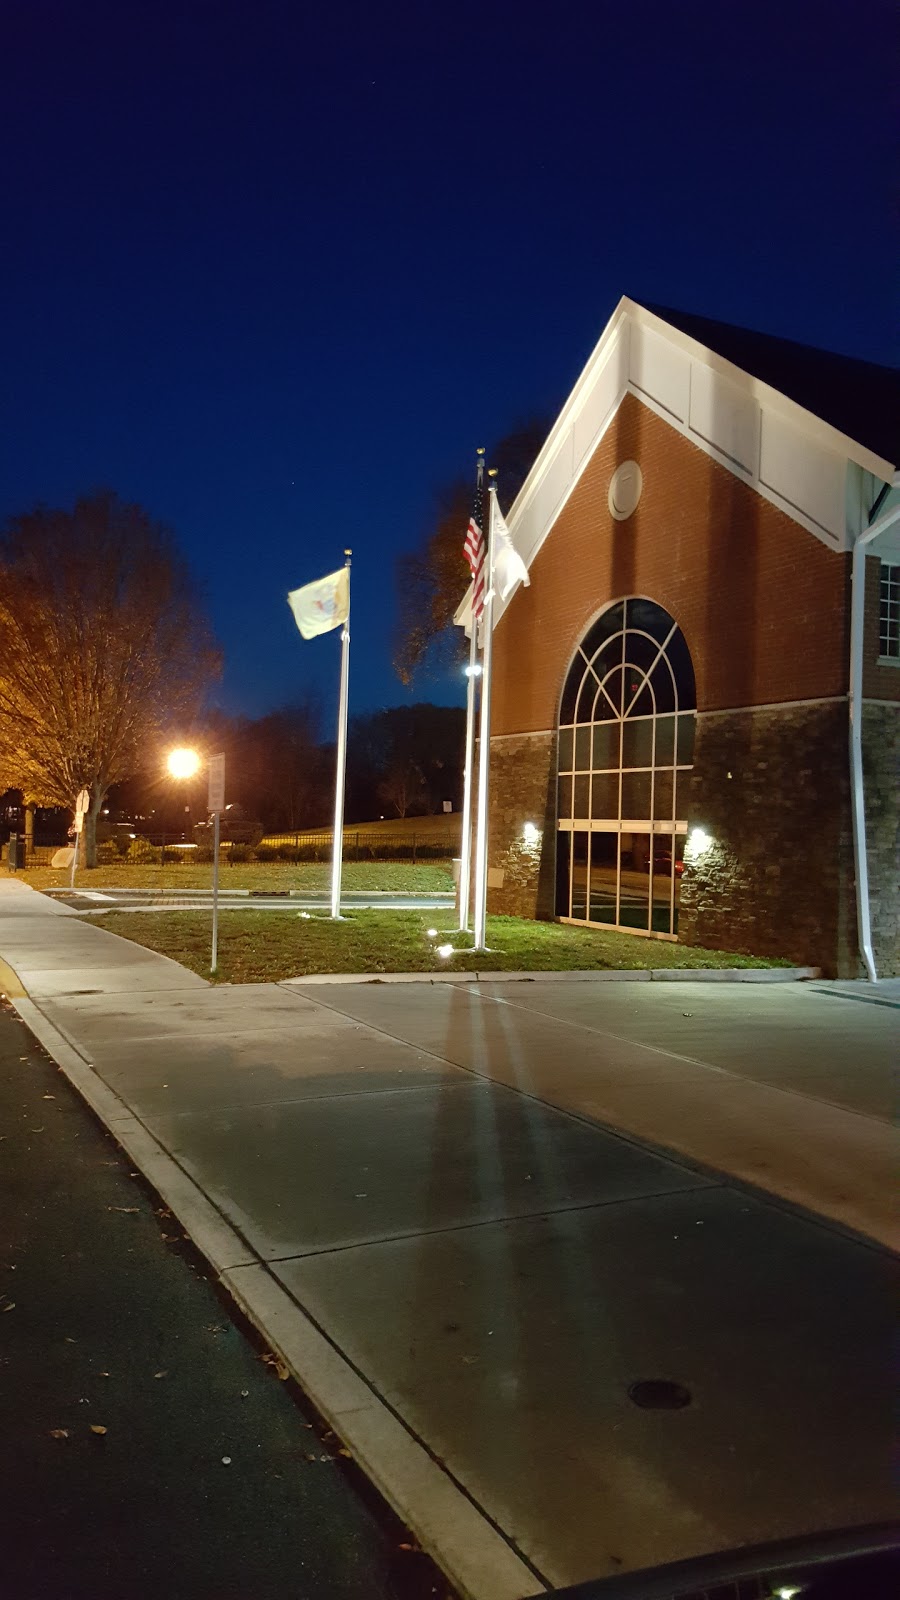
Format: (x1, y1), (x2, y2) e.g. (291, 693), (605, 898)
(9, 829), (457, 869)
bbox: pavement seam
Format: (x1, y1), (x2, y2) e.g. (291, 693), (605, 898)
(6, 987), (549, 1600)
(279, 965), (818, 987)
(294, 985), (897, 1255)
(475, 988), (893, 1129)
(257, 1180), (718, 1263)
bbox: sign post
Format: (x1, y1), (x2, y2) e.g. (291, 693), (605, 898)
(207, 754), (225, 974)
(70, 789), (90, 890)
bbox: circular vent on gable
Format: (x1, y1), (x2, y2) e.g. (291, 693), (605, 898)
(608, 460), (643, 521)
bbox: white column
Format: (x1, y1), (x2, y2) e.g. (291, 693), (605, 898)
(848, 494), (900, 981)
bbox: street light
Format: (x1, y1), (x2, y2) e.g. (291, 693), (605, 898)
(167, 747), (201, 779)
(166, 746), (225, 974)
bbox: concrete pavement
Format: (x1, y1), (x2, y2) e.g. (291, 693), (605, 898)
(1, 877), (896, 1597)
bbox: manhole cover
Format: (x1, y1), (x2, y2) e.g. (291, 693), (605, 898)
(628, 1379), (692, 1410)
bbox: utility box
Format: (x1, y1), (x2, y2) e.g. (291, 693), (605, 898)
(7, 833), (24, 870)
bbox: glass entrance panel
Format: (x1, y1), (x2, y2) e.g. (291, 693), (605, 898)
(570, 831), (589, 919)
(618, 832), (651, 929)
(588, 832), (617, 923)
(557, 598), (696, 938)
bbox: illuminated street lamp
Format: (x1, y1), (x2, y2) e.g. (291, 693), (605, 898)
(166, 746), (225, 973)
(167, 747), (201, 780)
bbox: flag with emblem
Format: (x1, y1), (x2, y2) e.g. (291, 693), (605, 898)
(287, 566), (350, 639)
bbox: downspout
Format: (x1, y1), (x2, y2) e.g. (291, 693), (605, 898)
(849, 487), (900, 981)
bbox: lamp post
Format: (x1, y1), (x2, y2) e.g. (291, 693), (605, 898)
(167, 748), (224, 974)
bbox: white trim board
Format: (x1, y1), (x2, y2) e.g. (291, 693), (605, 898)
(457, 299), (896, 634)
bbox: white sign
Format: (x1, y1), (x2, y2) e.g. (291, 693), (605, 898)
(73, 789), (90, 833)
(208, 753), (225, 814)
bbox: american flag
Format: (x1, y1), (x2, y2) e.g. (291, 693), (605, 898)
(463, 458), (486, 621)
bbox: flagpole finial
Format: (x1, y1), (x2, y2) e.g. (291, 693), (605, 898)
(487, 467), (499, 480)
(476, 446), (485, 455)
(344, 548), (352, 562)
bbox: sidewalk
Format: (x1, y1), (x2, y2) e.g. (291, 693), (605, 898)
(2, 878), (896, 1598)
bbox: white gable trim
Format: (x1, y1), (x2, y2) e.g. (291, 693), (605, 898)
(458, 298), (896, 630)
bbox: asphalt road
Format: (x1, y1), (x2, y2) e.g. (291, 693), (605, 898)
(0, 1000), (448, 1600)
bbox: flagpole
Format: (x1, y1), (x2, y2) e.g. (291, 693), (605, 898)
(458, 449), (484, 931)
(330, 549), (352, 919)
(472, 476), (497, 951)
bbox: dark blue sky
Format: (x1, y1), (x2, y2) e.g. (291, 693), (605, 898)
(2, 0), (896, 722)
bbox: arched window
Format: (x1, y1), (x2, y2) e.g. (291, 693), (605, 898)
(556, 598), (696, 937)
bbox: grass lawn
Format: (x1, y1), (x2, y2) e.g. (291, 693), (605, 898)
(92, 906), (785, 983)
(2, 861), (454, 893)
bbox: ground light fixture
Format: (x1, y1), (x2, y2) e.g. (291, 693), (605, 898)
(426, 927), (438, 937)
(436, 943), (454, 959)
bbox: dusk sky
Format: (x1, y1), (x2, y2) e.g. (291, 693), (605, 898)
(2, 0), (896, 724)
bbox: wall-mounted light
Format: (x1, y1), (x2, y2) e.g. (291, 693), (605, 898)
(464, 663), (483, 678)
(684, 827), (712, 862)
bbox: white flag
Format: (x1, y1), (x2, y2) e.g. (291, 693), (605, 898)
(492, 501), (530, 601)
(287, 566), (350, 639)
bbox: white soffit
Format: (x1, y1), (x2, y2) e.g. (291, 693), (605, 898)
(477, 297), (896, 629)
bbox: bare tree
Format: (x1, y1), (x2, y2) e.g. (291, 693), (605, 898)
(393, 418), (551, 686)
(0, 492), (221, 865)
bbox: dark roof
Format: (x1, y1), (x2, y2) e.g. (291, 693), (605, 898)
(643, 303), (900, 468)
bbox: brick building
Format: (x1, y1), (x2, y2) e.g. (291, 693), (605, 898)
(467, 300), (900, 977)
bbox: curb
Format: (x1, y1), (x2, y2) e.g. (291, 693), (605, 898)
(5, 973), (546, 1600)
(282, 965), (820, 988)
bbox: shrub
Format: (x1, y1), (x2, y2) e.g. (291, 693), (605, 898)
(96, 841), (121, 865)
(194, 845), (215, 864)
(254, 844), (278, 862)
(228, 844), (253, 864)
(127, 836), (158, 865)
(276, 844), (302, 863)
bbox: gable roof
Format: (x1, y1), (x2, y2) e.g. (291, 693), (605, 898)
(456, 295), (898, 631)
(645, 304), (900, 467)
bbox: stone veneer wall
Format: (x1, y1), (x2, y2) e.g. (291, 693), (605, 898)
(486, 703), (896, 977)
(486, 732), (557, 920)
(678, 701), (857, 976)
(862, 702), (900, 976)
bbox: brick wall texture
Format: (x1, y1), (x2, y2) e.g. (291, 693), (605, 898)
(863, 703), (900, 975)
(486, 391), (897, 976)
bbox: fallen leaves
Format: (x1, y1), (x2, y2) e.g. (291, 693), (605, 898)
(260, 1352), (290, 1381)
(89, 1425), (107, 1436)
(108, 1206), (139, 1215)
(49, 1428), (70, 1441)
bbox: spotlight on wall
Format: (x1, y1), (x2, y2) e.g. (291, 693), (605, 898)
(522, 822), (541, 846)
(684, 827), (712, 862)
